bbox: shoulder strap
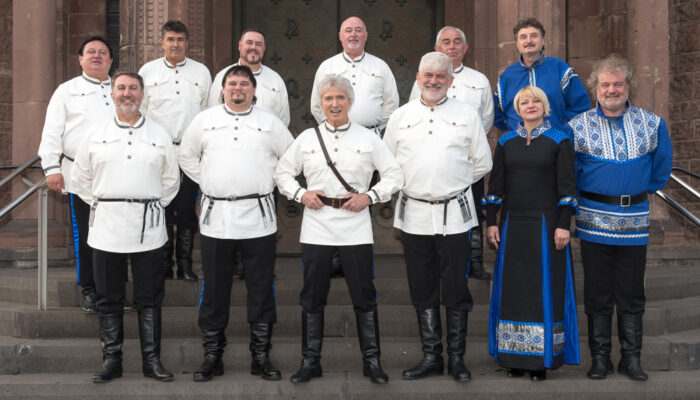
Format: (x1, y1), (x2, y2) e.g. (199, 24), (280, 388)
(313, 125), (358, 194)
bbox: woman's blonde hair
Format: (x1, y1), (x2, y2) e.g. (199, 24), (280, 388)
(514, 86), (551, 117)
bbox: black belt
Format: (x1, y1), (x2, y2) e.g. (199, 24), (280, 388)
(92, 198), (161, 243)
(318, 195), (349, 209)
(399, 187), (471, 235)
(202, 193), (273, 226)
(580, 191), (647, 207)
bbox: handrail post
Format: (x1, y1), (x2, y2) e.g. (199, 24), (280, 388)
(37, 186), (48, 311)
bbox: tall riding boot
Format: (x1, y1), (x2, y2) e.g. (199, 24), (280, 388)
(587, 314), (614, 379)
(446, 308), (471, 382)
(250, 322), (281, 380)
(290, 311), (324, 383)
(81, 286), (97, 314)
(402, 307), (444, 380)
(356, 309), (389, 384)
(176, 227), (198, 282)
(193, 329), (226, 382)
(468, 227), (491, 280)
(138, 307), (174, 381)
(617, 313), (648, 381)
(232, 250), (245, 280)
(92, 314), (124, 383)
(163, 224), (175, 279)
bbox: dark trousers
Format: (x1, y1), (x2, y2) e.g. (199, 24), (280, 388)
(300, 243), (377, 313)
(198, 233), (277, 330)
(69, 194), (94, 290)
(580, 240), (647, 316)
(93, 247), (165, 316)
(401, 231), (473, 311)
(165, 169), (199, 231)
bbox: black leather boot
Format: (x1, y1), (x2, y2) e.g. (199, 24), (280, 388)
(290, 311), (324, 383)
(617, 313), (648, 381)
(232, 250), (245, 280)
(164, 224), (175, 280)
(330, 250), (344, 278)
(445, 308), (471, 382)
(250, 322), (281, 381)
(587, 314), (614, 379)
(138, 308), (174, 382)
(468, 227), (491, 280)
(402, 307), (444, 380)
(176, 227), (198, 282)
(81, 286), (97, 314)
(193, 329), (226, 382)
(92, 314), (123, 383)
(356, 309), (389, 384)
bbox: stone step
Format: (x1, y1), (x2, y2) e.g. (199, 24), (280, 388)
(0, 370), (698, 400)
(1, 333), (697, 375)
(1, 260), (699, 307)
(2, 297), (700, 339)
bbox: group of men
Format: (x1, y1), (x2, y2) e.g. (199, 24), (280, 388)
(38, 15), (671, 384)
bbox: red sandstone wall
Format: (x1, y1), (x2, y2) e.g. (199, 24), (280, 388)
(0, 0), (12, 212)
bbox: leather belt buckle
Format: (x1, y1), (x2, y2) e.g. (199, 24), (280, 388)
(330, 198), (341, 208)
(620, 195), (631, 207)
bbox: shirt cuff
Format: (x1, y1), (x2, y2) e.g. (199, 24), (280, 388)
(292, 187), (307, 203)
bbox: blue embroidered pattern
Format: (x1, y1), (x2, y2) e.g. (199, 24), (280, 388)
(482, 194), (503, 207)
(542, 128), (570, 145)
(560, 68), (577, 91)
(516, 120), (552, 140)
(557, 196), (579, 212)
(570, 106), (660, 162)
(497, 321), (565, 356)
(576, 206), (650, 233)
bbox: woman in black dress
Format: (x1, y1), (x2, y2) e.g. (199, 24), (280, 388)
(484, 86), (580, 380)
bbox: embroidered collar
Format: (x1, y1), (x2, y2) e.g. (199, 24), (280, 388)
(114, 115), (145, 129)
(342, 52), (366, 63)
(419, 96), (448, 108)
(516, 119), (551, 139)
(224, 104), (253, 116)
(164, 58), (187, 68)
(235, 61), (263, 76)
(454, 64), (464, 74)
(519, 52), (546, 69)
(595, 100), (631, 119)
(324, 121), (351, 133)
(82, 73), (110, 86)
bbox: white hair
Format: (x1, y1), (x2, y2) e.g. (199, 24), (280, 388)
(418, 52), (453, 77)
(435, 26), (467, 47)
(317, 74), (354, 105)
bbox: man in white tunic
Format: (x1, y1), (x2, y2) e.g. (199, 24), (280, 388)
(139, 20), (212, 282)
(71, 72), (180, 383)
(179, 65), (294, 382)
(207, 29), (290, 126)
(409, 27), (494, 280)
(276, 75), (403, 384)
(384, 52), (492, 382)
(37, 36), (115, 313)
(310, 16), (399, 133)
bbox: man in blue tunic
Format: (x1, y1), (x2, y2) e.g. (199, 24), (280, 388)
(494, 18), (590, 131)
(568, 55), (672, 381)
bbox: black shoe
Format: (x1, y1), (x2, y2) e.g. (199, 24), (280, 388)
(530, 370), (547, 381)
(176, 227), (198, 282)
(356, 310), (388, 384)
(447, 356), (471, 382)
(138, 308), (173, 382)
(163, 224), (175, 280)
(587, 314), (614, 379)
(290, 311), (324, 383)
(250, 322), (281, 381)
(193, 329), (226, 382)
(467, 228), (491, 281)
(92, 314), (123, 383)
(445, 308), (470, 382)
(507, 368), (525, 377)
(81, 289), (97, 314)
(232, 251), (245, 280)
(617, 313), (648, 381)
(402, 307), (444, 380)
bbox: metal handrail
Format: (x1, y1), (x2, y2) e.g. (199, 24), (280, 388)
(0, 154), (49, 310)
(655, 190), (700, 227)
(672, 167), (700, 180)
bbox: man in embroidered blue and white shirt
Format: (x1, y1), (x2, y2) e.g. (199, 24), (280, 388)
(568, 54), (672, 382)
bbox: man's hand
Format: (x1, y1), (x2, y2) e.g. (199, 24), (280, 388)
(554, 228), (570, 250)
(341, 193), (371, 213)
(46, 174), (65, 193)
(301, 190), (326, 210)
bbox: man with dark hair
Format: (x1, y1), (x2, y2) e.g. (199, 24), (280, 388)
(569, 55), (672, 381)
(139, 20), (212, 282)
(71, 72), (180, 383)
(494, 18), (590, 132)
(180, 65), (293, 382)
(207, 29), (289, 126)
(38, 36), (115, 313)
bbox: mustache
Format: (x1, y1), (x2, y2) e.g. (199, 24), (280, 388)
(424, 83), (443, 89)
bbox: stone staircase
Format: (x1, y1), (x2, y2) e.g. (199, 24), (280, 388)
(0, 249), (699, 399)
